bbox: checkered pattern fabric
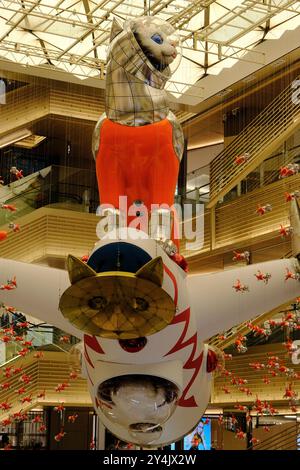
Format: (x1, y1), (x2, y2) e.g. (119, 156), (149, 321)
(92, 22), (184, 161)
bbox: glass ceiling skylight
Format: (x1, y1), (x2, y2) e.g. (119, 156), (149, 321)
(0, 0), (299, 97)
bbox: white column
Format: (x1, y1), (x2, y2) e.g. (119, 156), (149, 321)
(97, 420), (106, 450)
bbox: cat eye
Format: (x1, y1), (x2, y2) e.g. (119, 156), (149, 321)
(132, 297), (149, 311)
(151, 33), (163, 45)
(88, 296), (108, 310)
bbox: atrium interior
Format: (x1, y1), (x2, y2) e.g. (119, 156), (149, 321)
(0, 0), (300, 451)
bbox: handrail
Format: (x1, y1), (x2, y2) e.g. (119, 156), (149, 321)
(253, 433), (295, 450)
(186, 182), (210, 202)
(250, 422), (299, 450)
(1, 322), (79, 368)
(239, 144), (300, 199)
(207, 75), (300, 208)
(0, 164), (99, 228)
(208, 302), (292, 350)
(254, 421), (299, 448)
(186, 140), (300, 207)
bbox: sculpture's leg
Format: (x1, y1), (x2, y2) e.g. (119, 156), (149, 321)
(95, 121), (126, 210)
(290, 199), (300, 259)
(147, 120), (180, 249)
(147, 122), (179, 208)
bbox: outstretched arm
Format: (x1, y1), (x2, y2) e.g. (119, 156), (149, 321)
(187, 258), (300, 341)
(167, 110), (184, 161)
(0, 258), (82, 339)
(92, 112), (106, 160)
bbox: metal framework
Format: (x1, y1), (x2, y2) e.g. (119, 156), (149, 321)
(0, 0), (299, 95)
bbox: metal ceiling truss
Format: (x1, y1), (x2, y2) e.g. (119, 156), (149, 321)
(0, 38), (106, 77)
(0, 0), (299, 94)
(197, 0), (300, 45)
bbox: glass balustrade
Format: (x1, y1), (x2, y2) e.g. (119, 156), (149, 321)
(0, 320), (80, 367)
(185, 137), (300, 207)
(0, 164), (99, 227)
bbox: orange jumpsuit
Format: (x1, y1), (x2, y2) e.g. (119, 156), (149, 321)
(96, 118), (179, 244)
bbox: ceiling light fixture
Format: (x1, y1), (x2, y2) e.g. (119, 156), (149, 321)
(271, 58), (286, 67)
(217, 88), (232, 97)
(243, 75), (257, 83)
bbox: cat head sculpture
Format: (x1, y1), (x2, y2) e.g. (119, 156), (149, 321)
(59, 251), (176, 339)
(108, 16), (181, 88)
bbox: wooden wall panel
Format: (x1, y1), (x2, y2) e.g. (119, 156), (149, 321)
(49, 89), (104, 122)
(0, 351), (91, 421)
(214, 173), (300, 249)
(0, 85), (50, 136)
(212, 344), (300, 406)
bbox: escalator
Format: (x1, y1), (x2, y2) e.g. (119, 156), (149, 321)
(0, 166), (52, 228)
(0, 164), (99, 229)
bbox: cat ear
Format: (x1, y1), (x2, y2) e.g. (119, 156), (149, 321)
(110, 18), (123, 42)
(67, 255), (97, 285)
(136, 257), (163, 287)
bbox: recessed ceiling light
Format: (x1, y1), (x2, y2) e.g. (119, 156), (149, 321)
(272, 58), (286, 67)
(243, 75), (257, 83)
(217, 88), (232, 97)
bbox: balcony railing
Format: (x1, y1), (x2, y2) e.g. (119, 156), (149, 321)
(208, 76), (300, 208)
(0, 164), (99, 229)
(251, 421), (300, 450)
(185, 140), (300, 209)
(1, 320), (80, 366)
(0, 350), (91, 423)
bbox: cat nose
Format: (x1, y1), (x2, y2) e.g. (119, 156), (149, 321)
(113, 304), (122, 314)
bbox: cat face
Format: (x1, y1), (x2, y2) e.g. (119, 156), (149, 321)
(131, 17), (179, 72)
(59, 254), (176, 339)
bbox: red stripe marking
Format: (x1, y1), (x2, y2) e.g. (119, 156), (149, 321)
(84, 334), (105, 354)
(165, 307), (203, 407)
(164, 265), (178, 307)
(84, 348), (94, 369)
(84, 335), (104, 370)
(85, 362), (94, 386)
